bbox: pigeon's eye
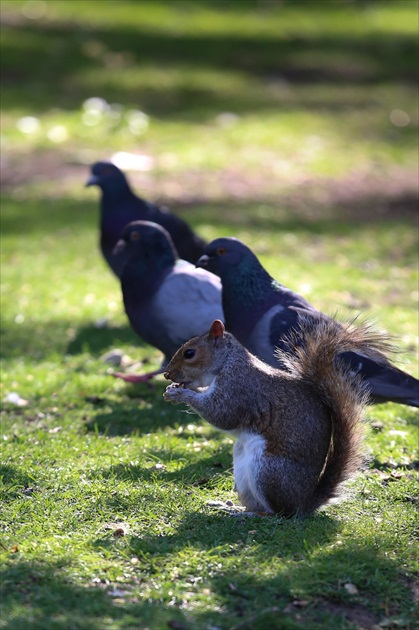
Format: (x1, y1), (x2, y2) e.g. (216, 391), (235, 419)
(183, 348), (196, 359)
(130, 231), (140, 241)
(216, 247), (226, 256)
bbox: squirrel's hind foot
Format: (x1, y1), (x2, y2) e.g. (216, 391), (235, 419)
(206, 500), (274, 518)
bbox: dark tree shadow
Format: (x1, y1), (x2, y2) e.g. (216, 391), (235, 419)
(1, 3), (417, 117)
(2, 538), (414, 630)
(124, 509), (340, 556)
(0, 464), (38, 499)
(96, 447), (231, 485)
(0, 197), (97, 235)
(82, 390), (186, 436)
(66, 323), (139, 356)
(0, 316), (143, 362)
(0, 559), (190, 630)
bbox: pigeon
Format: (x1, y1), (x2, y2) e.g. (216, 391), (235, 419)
(112, 220), (223, 383)
(86, 161), (206, 276)
(196, 237), (419, 407)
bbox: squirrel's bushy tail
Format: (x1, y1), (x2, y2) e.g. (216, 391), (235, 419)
(276, 317), (392, 511)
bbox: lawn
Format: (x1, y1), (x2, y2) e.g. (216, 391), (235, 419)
(1, 1), (418, 629)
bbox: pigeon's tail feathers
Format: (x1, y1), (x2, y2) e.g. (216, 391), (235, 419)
(276, 318), (392, 511)
(369, 383), (419, 407)
(342, 352), (419, 408)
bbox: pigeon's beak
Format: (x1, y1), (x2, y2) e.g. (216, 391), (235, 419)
(86, 174), (100, 187)
(112, 239), (126, 257)
(196, 254), (210, 269)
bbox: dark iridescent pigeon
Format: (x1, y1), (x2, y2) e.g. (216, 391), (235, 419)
(86, 161), (206, 276)
(112, 221), (223, 383)
(196, 237), (419, 407)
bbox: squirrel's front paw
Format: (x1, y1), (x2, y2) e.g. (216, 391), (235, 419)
(163, 383), (186, 404)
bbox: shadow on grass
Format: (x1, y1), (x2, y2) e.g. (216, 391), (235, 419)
(0, 196), (98, 235)
(124, 509), (340, 556)
(370, 454), (419, 471)
(83, 389), (184, 436)
(0, 318), (68, 361)
(96, 447), (231, 485)
(66, 323), (139, 356)
(0, 464), (37, 499)
(93, 510), (414, 628)
(0, 318), (140, 361)
(1, 4), (417, 117)
(205, 542), (415, 628)
(0, 559), (187, 630)
(2, 521), (415, 629)
(2, 187), (418, 243)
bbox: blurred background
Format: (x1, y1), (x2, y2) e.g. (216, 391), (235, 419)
(1, 6), (418, 628)
(1, 0), (418, 363)
(1, 0), (417, 215)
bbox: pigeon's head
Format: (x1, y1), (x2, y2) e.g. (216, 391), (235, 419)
(113, 220), (178, 267)
(86, 161), (130, 195)
(196, 237), (252, 278)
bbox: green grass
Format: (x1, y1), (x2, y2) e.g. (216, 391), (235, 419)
(1, 1), (418, 629)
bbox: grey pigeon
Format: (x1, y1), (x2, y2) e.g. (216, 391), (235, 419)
(113, 221), (223, 383)
(196, 237), (419, 407)
(86, 161), (206, 276)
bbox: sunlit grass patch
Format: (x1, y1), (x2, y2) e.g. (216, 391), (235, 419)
(1, 1), (418, 629)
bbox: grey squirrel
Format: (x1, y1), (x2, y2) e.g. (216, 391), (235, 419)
(163, 318), (392, 517)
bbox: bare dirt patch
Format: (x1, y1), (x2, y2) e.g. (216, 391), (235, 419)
(1, 148), (418, 224)
(315, 600), (381, 629)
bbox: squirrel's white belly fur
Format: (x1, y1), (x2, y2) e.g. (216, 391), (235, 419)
(233, 432), (273, 513)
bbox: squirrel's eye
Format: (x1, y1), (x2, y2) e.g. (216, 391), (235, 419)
(216, 247), (225, 255)
(184, 348), (196, 359)
(130, 231), (140, 241)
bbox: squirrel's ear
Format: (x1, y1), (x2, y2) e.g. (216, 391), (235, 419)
(208, 319), (225, 341)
